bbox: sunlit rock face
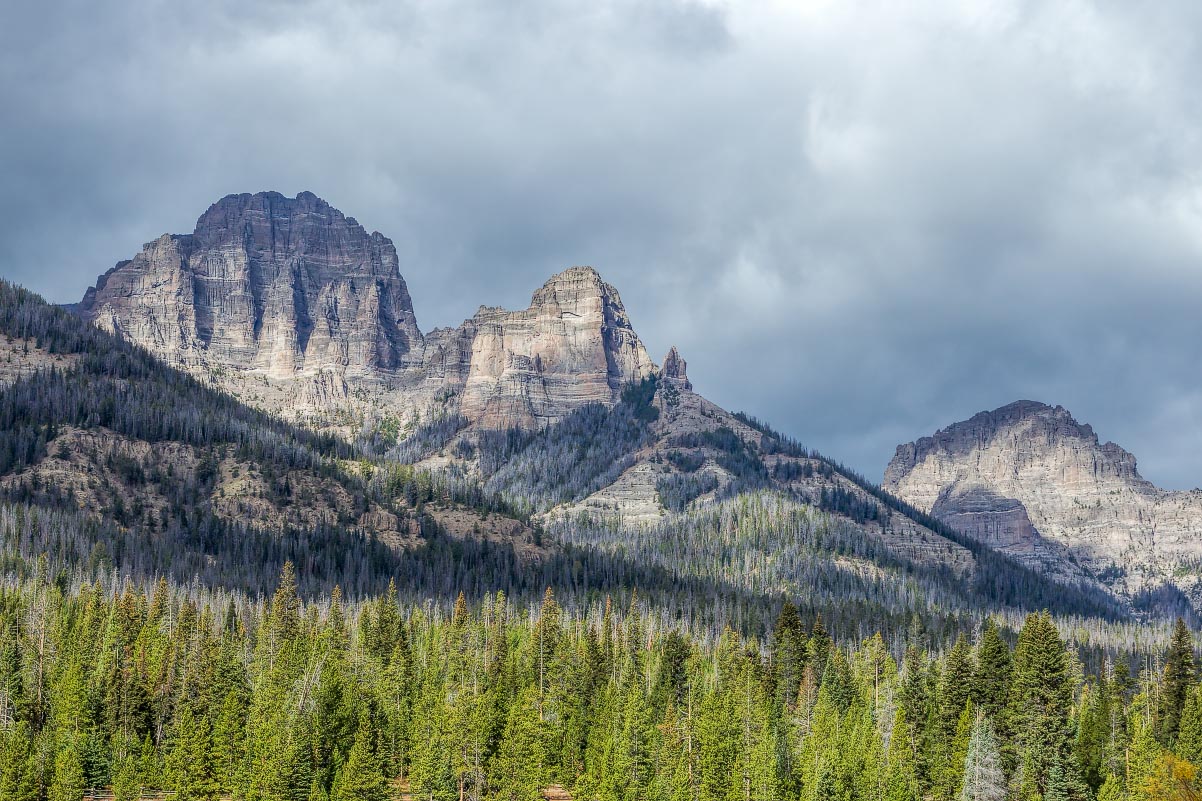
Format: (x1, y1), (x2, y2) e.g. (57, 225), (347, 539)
(80, 191), (422, 379)
(79, 194), (654, 431)
(459, 267), (654, 428)
(886, 400), (1202, 604)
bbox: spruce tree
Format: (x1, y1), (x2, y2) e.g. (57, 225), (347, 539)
(771, 601), (807, 712)
(940, 637), (974, 736)
(167, 705), (220, 801)
(808, 615), (833, 683)
(488, 688), (545, 801)
(885, 708), (919, 801)
(1158, 618), (1196, 746)
(1006, 612), (1083, 797)
(48, 734), (86, 801)
(974, 619), (1011, 722)
(1175, 685), (1202, 766)
(331, 713), (389, 801)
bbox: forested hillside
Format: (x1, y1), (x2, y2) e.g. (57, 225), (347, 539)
(0, 280), (1129, 644)
(0, 567), (1198, 801)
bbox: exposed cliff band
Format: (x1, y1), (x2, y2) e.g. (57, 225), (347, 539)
(79, 191), (655, 429)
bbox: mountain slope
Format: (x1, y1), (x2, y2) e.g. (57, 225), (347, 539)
(0, 279), (564, 597)
(885, 400), (1202, 615)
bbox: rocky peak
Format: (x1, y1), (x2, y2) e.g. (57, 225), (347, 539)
(885, 400), (1202, 609)
(886, 400), (1139, 490)
(78, 194), (663, 431)
(79, 191), (422, 379)
(660, 346), (692, 391)
(458, 266), (654, 427)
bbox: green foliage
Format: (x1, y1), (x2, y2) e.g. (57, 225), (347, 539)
(1159, 618), (1196, 745)
(0, 567), (1195, 800)
(620, 375), (660, 424)
(331, 714), (390, 801)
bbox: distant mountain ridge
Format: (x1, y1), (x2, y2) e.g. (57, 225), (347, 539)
(885, 399), (1202, 614)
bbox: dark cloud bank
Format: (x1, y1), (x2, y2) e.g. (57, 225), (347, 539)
(4, 0), (1202, 487)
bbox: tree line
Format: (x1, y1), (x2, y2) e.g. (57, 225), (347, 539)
(1, 566), (1200, 800)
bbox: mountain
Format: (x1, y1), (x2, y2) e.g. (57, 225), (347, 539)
(885, 399), (1202, 615)
(77, 191), (976, 576)
(35, 190), (1140, 635)
(78, 192), (653, 432)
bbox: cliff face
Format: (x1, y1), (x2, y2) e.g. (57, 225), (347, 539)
(458, 267), (654, 427)
(80, 192), (422, 379)
(78, 193), (653, 430)
(885, 400), (1202, 603)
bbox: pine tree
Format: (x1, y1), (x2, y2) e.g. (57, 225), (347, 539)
(110, 750), (142, 801)
(885, 707), (919, 801)
(1159, 618), (1196, 746)
(973, 620), (1011, 722)
(167, 705), (221, 801)
(940, 637), (974, 736)
(943, 702), (974, 799)
(488, 687), (544, 801)
(808, 615), (833, 683)
(211, 690), (246, 791)
(771, 601), (807, 712)
(1176, 685), (1202, 766)
(331, 714), (389, 801)
(48, 733), (86, 801)
(1075, 679), (1110, 791)
(534, 588), (561, 723)
(1096, 774), (1125, 801)
(1006, 612), (1083, 797)
(1127, 705), (1165, 801)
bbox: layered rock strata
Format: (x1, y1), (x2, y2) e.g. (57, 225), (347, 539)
(885, 400), (1202, 600)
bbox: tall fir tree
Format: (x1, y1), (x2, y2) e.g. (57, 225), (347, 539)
(771, 601), (807, 713)
(1158, 618), (1196, 746)
(973, 620), (1011, 723)
(488, 688), (545, 801)
(1006, 612), (1085, 799)
(331, 713), (390, 801)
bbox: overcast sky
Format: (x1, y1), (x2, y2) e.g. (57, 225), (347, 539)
(4, 0), (1202, 488)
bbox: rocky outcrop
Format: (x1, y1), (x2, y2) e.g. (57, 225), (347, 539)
(458, 267), (654, 428)
(885, 400), (1202, 604)
(80, 191), (422, 379)
(660, 346), (692, 391)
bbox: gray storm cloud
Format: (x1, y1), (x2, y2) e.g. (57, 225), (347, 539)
(3, 0), (1202, 487)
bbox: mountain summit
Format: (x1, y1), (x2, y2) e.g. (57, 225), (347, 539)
(81, 191), (423, 378)
(885, 400), (1202, 611)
